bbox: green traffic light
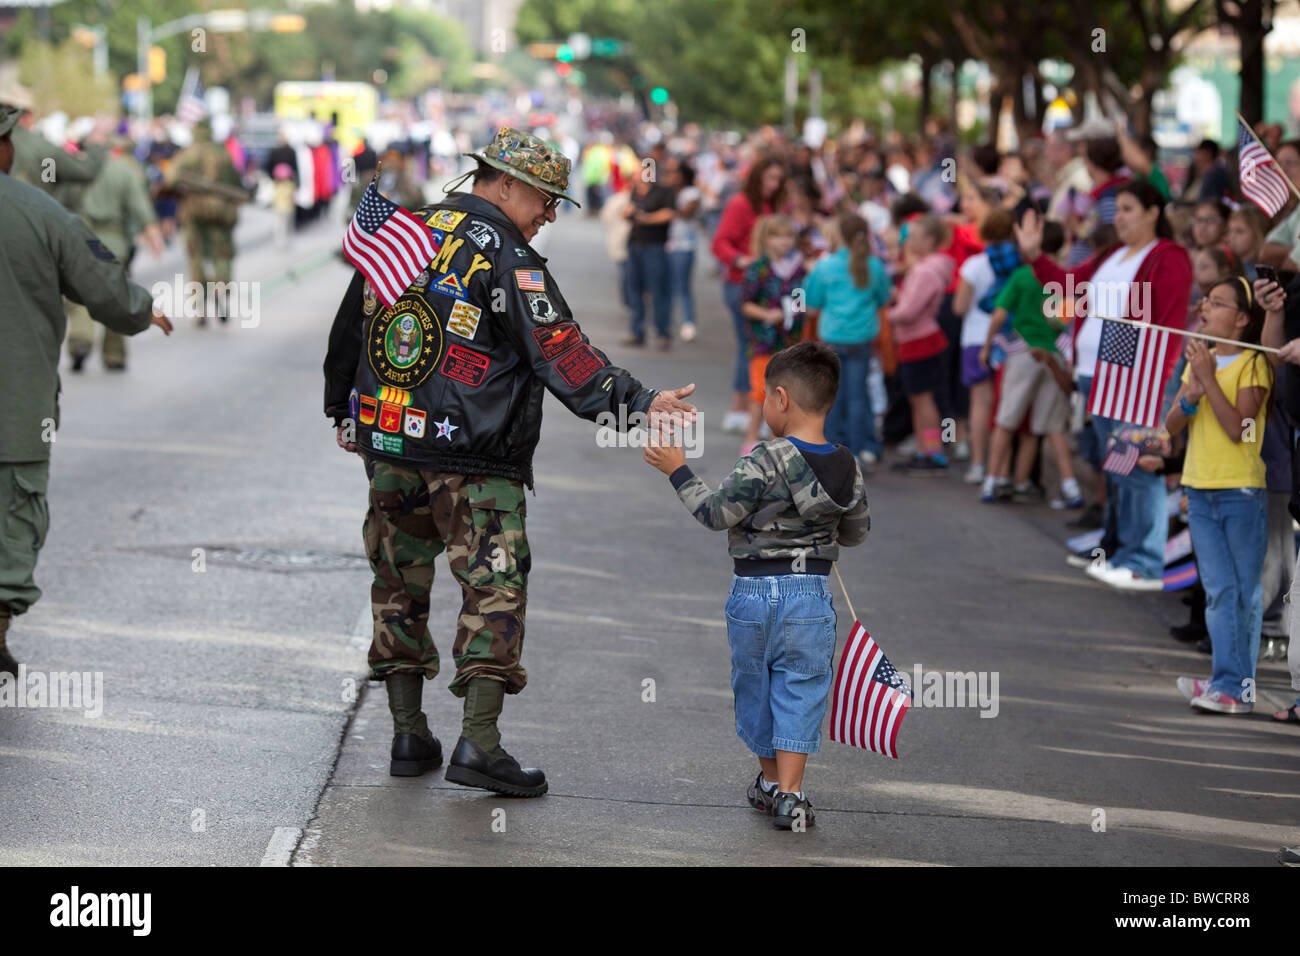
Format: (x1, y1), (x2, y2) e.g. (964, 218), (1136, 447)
(650, 87), (669, 104)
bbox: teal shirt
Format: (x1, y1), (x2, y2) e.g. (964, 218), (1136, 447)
(804, 248), (889, 345)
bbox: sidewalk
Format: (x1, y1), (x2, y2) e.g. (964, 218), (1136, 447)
(295, 213), (1299, 866)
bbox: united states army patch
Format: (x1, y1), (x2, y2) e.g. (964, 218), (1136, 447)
(367, 298), (442, 389)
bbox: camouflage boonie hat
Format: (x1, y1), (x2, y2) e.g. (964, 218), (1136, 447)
(465, 125), (581, 208)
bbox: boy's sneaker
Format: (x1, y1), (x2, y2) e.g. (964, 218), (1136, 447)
(1190, 690), (1253, 715)
(963, 463), (986, 485)
(746, 773), (775, 815)
(1176, 676), (1210, 702)
(771, 791), (816, 830)
(1066, 548), (1103, 568)
(1086, 560), (1162, 591)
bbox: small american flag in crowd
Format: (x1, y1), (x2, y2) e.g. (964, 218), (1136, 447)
(1088, 317), (1172, 428)
(829, 622), (911, 759)
(1055, 327), (1073, 363)
(342, 179), (441, 307)
(1102, 438), (1142, 476)
(176, 66), (207, 125)
(1238, 119), (1291, 218)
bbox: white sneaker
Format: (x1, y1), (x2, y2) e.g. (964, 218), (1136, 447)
(1086, 561), (1163, 591)
(963, 463), (986, 485)
(897, 435), (918, 456)
(1176, 677), (1210, 702)
(722, 411), (750, 434)
(680, 322), (697, 342)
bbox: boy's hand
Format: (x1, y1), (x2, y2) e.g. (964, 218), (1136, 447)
(643, 443), (685, 475)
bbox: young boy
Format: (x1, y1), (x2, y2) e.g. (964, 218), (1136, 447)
(644, 341), (870, 830)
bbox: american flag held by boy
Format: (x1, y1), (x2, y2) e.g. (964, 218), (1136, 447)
(1101, 437), (1142, 476)
(829, 621), (911, 759)
(342, 178), (442, 307)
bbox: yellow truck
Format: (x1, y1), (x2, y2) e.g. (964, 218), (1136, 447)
(273, 81), (378, 155)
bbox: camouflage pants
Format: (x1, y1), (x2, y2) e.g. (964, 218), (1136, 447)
(184, 221), (234, 286)
(364, 458), (530, 697)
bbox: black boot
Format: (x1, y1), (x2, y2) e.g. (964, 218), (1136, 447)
(69, 347), (89, 372)
(390, 733), (442, 776)
(445, 677), (546, 796)
(0, 607), (16, 677)
(446, 737), (547, 797)
(384, 671), (440, 776)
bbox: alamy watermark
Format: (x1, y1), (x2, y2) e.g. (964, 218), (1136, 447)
(908, 663), (999, 718)
(595, 405), (702, 458)
(152, 275), (261, 328)
(0, 666), (103, 718)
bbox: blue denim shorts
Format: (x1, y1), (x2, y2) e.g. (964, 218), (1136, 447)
(724, 574), (837, 757)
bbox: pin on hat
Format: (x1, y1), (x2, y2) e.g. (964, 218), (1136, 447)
(456, 125), (581, 208)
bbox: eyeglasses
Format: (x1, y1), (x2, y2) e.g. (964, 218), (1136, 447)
(527, 182), (562, 211)
(1203, 296), (1239, 311)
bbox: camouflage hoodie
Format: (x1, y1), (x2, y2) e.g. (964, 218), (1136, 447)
(668, 438), (869, 571)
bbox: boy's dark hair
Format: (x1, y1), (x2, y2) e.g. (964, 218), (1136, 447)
(765, 341), (840, 414)
(1041, 219), (1066, 256)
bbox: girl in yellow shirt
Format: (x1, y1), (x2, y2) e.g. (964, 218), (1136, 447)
(1165, 276), (1277, 714)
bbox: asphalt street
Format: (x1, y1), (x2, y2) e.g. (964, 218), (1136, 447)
(0, 203), (1295, 866)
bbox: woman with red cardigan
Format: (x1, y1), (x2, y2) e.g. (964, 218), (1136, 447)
(712, 158), (787, 431)
(1016, 181), (1192, 591)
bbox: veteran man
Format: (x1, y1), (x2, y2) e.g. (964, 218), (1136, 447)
(324, 127), (696, 796)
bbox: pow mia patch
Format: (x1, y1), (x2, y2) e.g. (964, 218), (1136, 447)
(86, 239), (117, 261)
(465, 220), (500, 251)
(526, 291), (560, 324)
(362, 281), (379, 315)
(367, 297), (442, 389)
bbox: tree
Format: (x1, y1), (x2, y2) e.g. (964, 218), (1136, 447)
(1216, 0), (1277, 124)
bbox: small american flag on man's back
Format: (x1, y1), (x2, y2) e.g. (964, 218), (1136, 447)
(829, 621), (911, 758)
(343, 179), (441, 307)
(1087, 317), (1173, 428)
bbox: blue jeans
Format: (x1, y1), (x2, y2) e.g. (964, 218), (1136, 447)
(1092, 414), (1166, 578)
(668, 248), (695, 328)
(724, 574), (837, 757)
(627, 242), (671, 340)
(825, 342), (881, 457)
(1187, 487), (1266, 699)
(722, 280), (750, 394)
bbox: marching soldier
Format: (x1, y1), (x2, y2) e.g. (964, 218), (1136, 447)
(66, 132), (164, 371)
(0, 84), (106, 208)
(324, 127), (696, 796)
(0, 105), (174, 676)
(169, 118), (245, 325)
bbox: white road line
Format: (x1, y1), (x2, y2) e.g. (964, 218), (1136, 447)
(260, 826), (302, 867)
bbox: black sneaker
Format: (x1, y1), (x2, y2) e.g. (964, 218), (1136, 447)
(1066, 502), (1104, 529)
(905, 455), (948, 477)
(1169, 622), (1207, 644)
(771, 791), (815, 830)
(746, 772), (775, 814)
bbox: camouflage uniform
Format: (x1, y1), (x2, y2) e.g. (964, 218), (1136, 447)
(170, 123), (242, 293)
(365, 459), (530, 695)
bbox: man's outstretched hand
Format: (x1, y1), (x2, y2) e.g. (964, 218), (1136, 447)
(647, 383), (698, 440)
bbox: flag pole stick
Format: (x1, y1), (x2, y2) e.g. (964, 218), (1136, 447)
(1093, 313), (1280, 354)
(1234, 110), (1300, 204)
(832, 563), (858, 623)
